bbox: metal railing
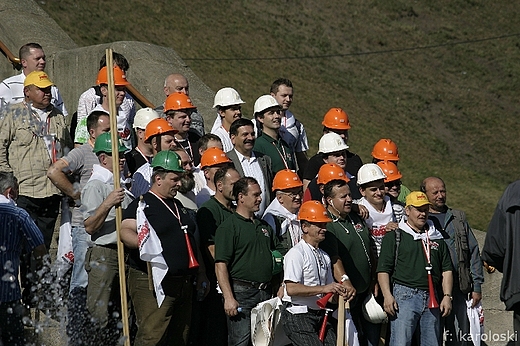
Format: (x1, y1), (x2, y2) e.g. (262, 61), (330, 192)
(0, 40), (155, 108)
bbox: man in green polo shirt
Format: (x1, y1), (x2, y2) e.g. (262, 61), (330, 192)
(215, 176), (283, 346)
(377, 191), (453, 346)
(196, 166), (241, 346)
(252, 95), (296, 175)
(319, 178), (380, 346)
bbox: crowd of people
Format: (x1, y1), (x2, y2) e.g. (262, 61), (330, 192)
(0, 42), (502, 346)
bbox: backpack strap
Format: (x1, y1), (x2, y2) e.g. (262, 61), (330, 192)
(394, 228), (401, 269)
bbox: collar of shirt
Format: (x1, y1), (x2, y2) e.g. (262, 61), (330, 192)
(235, 148), (257, 164)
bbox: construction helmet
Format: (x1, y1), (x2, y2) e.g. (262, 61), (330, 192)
(371, 139), (399, 161)
(93, 132), (127, 155)
(253, 95), (281, 116)
(272, 169), (303, 192)
(362, 293), (388, 324)
(133, 107), (160, 130)
(318, 132), (349, 154)
(151, 150), (184, 173)
(213, 87), (245, 108)
(357, 163), (387, 186)
(96, 66), (130, 86)
(144, 118), (177, 143)
(322, 108), (351, 130)
(164, 92), (197, 112)
(376, 161), (402, 183)
(200, 147), (232, 169)
(298, 201), (332, 223)
(317, 163), (349, 185)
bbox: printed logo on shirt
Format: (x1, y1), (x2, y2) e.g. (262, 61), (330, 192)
(429, 241), (440, 251)
(354, 223), (363, 232)
(370, 225), (387, 237)
(261, 228), (270, 237)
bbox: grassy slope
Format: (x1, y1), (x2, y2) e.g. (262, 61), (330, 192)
(40, 0), (520, 230)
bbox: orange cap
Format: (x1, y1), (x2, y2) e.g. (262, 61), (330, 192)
(376, 161), (402, 183)
(96, 66), (130, 86)
(322, 108), (351, 130)
(371, 139), (399, 161)
(317, 163), (350, 185)
(272, 169), (303, 192)
(164, 92), (197, 112)
(144, 118), (177, 143)
(298, 200), (332, 223)
(200, 147), (232, 169)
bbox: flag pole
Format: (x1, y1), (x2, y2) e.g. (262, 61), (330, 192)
(106, 48), (131, 346)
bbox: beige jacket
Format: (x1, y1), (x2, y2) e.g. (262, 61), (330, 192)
(0, 102), (72, 198)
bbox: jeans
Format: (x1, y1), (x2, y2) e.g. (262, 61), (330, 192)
(69, 225), (92, 292)
(227, 283), (271, 346)
(390, 283), (440, 346)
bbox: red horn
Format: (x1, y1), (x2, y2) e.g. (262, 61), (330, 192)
(319, 309), (332, 342)
(317, 292), (334, 309)
(427, 271), (439, 309)
(183, 227), (199, 269)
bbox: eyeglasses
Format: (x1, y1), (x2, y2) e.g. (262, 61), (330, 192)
(385, 180), (401, 187)
(280, 190), (303, 199)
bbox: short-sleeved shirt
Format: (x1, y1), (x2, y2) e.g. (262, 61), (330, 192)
(61, 143), (99, 226)
(215, 212), (281, 283)
(0, 204), (44, 303)
(253, 133), (296, 174)
(377, 229), (453, 290)
(320, 212), (372, 294)
(303, 151), (363, 181)
(197, 196), (234, 246)
(283, 239), (333, 309)
(123, 192), (199, 276)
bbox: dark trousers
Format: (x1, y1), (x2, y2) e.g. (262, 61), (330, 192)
(282, 304), (337, 346)
(0, 300), (26, 346)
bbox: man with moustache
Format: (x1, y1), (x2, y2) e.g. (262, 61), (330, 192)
(196, 166), (241, 346)
(215, 177), (284, 346)
(421, 177), (483, 346)
(0, 43), (67, 116)
(226, 118), (272, 216)
(377, 191), (453, 346)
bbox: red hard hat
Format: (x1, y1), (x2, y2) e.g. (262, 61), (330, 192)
(272, 169), (303, 192)
(317, 163), (349, 185)
(376, 161), (402, 183)
(96, 66), (130, 86)
(298, 201), (332, 223)
(164, 92), (197, 112)
(144, 118), (177, 143)
(200, 147), (232, 169)
(371, 139), (399, 161)
(322, 108), (351, 130)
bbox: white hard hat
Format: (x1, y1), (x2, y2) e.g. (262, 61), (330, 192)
(357, 163), (387, 186)
(133, 107), (160, 130)
(318, 132), (349, 154)
(362, 292), (388, 324)
(213, 87), (245, 108)
(253, 95), (281, 116)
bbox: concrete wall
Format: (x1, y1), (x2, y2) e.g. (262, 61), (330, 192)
(0, 0), (216, 131)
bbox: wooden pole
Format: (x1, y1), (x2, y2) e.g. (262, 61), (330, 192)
(336, 295), (346, 346)
(106, 48), (131, 346)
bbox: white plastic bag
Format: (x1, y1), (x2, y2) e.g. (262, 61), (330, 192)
(333, 306), (361, 346)
(466, 300), (484, 346)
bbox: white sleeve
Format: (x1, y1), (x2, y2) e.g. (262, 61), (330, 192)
(283, 247), (305, 284)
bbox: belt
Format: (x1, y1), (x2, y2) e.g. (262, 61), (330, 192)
(232, 279), (271, 290)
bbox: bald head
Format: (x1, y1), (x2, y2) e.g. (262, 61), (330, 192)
(164, 74), (189, 96)
(421, 176), (447, 212)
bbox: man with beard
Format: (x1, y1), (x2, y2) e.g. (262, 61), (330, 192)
(195, 166), (241, 346)
(226, 118), (272, 216)
(421, 177), (483, 346)
(253, 95), (296, 175)
(377, 191), (453, 346)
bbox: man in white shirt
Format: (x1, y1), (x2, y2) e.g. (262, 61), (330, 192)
(0, 43), (67, 116)
(282, 200), (347, 346)
(226, 118), (272, 216)
(196, 147), (232, 207)
(211, 87), (245, 152)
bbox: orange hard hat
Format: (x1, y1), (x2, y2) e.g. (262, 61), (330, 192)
(298, 200), (332, 223)
(322, 108), (351, 130)
(376, 161), (402, 183)
(144, 118), (177, 143)
(317, 163), (350, 185)
(164, 92), (197, 112)
(371, 139), (399, 161)
(96, 66), (130, 86)
(272, 169), (303, 192)
(200, 147), (232, 169)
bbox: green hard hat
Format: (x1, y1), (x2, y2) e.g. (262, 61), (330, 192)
(151, 150), (185, 173)
(93, 132), (127, 155)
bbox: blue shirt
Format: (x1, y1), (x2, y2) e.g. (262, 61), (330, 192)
(0, 203), (44, 303)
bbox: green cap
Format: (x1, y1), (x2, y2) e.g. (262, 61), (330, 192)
(93, 132), (127, 155)
(151, 150), (184, 173)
